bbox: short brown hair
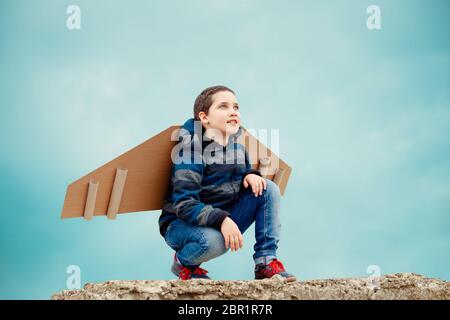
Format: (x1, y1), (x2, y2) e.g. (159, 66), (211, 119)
(193, 85), (235, 120)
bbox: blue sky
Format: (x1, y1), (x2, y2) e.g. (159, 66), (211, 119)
(0, 0), (449, 299)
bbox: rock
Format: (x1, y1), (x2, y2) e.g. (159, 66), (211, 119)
(51, 273), (449, 300)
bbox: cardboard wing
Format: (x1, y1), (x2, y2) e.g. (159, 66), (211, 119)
(60, 125), (292, 220)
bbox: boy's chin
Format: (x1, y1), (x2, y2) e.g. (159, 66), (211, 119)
(225, 126), (240, 135)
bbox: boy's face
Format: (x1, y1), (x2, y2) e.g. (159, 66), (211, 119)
(198, 90), (241, 138)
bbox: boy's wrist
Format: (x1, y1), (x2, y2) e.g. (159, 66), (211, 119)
(243, 169), (261, 178)
(241, 169), (262, 189)
(210, 209), (231, 230)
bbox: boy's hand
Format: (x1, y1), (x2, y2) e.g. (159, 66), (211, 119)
(243, 174), (267, 197)
(220, 217), (243, 251)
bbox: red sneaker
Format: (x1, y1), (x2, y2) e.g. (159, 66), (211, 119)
(254, 259), (297, 282)
(171, 253), (211, 280)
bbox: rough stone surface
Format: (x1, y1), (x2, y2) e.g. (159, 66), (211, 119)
(52, 273), (449, 300)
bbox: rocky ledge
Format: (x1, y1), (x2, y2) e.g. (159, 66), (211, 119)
(51, 272), (449, 300)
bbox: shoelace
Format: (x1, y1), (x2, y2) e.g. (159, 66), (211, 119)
(178, 265), (209, 280)
(263, 259), (286, 275)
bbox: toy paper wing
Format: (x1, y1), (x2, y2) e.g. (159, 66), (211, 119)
(60, 125), (292, 220)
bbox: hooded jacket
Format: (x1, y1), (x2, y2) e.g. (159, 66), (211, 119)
(158, 118), (261, 237)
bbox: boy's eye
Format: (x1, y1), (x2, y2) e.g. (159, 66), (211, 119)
(218, 104), (239, 110)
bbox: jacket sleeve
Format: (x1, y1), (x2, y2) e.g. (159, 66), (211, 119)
(240, 149), (262, 189)
(171, 142), (230, 230)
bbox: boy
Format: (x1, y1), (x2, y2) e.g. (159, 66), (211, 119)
(158, 85), (295, 281)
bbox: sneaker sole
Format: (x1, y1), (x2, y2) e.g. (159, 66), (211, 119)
(284, 276), (297, 282)
(175, 277), (212, 281)
(255, 275), (297, 282)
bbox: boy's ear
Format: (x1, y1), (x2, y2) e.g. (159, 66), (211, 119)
(198, 112), (209, 124)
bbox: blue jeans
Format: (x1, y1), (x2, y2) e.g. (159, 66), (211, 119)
(164, 179), (281, 267)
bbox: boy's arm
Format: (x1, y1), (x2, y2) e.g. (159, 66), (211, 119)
(171, 147), (230, 230)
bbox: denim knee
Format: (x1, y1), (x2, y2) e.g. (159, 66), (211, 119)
(195, 228), (229, 263)
(262, 179), (281, 200)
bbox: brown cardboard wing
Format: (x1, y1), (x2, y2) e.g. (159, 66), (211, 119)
(60, 125), (292, 219)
